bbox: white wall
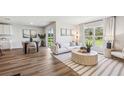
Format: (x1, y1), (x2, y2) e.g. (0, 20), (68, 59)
(56, 22), (76, 46)
(8, 22), (78, 49)
(114, 16), (124, 50)
(44, 22), (78, 47)
(11, 24), (44, 49)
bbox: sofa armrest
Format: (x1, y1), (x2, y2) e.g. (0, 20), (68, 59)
(111, 51), (124, 59)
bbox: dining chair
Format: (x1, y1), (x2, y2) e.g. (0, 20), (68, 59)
(27, 42), (37, 53)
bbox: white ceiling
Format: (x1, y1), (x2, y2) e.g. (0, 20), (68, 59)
(0, 16), (106, 27)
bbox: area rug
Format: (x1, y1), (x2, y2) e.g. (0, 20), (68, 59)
(53, 53), (124, 76)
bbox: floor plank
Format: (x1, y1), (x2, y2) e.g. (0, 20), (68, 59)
(0, 48), (78, 76)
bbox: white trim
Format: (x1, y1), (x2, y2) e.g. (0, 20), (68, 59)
(82, 24), (104, 53)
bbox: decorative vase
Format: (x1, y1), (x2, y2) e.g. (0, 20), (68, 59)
(87, 48), (91, 53)
(30, 37), (33, 42)
(107, 41), (111, 49)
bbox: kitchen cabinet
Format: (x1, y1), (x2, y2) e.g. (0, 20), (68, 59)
(0, 24), (4, 34)
(3, 25), (10, 34)
(0, 24), (12, 50)
(0, 24), (11, 35)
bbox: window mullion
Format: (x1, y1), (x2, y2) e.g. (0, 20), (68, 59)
(93, 27), (95, 47)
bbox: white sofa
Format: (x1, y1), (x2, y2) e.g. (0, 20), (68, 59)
(68, 46), (81, 50)
(62, 42), (82, 50)
(51, 45), (71, 55)
(51, 42), (82, 55)
(111, 50), (124, 59)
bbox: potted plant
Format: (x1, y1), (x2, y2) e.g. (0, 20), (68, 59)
(38, 34), (46, 47)
(85, 40), (93, 53)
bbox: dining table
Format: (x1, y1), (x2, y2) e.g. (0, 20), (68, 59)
(23, 41), (39, 54)
(0, 48), (2, 56)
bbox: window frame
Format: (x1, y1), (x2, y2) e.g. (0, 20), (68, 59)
(84, 25), (104, 50)
(48, 28), (54, 47)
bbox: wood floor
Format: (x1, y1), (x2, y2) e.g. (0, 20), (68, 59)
(0, 48), (78, 76)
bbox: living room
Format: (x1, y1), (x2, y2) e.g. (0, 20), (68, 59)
(0, 16), (124, 76)
(1, 0), (124, 93)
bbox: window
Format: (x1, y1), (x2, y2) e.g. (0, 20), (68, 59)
(85, 28), (93, 36)
(95, 27), (104, 47)
(84, 26), (104, 52)
(84, 28), (94, 42)
(48, 28), (54, 47)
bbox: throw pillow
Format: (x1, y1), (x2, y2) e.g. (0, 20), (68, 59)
(70, 42), (73, 46)
(55, 43), (61, 48)
(70, 41), (75, 46)
(122, 48), (124, 57)
(58, 44), (61, 48)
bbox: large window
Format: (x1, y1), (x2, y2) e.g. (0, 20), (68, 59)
(85, 28), (94, 43)
(84, 26), (104, 52)
(48, 28), (54, 47)
(95, 27), (104, 47)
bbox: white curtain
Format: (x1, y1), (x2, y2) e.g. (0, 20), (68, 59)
(79, 24), (85, 46)
(104, 16), (115, 48)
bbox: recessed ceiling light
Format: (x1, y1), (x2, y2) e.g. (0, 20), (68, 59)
(30, 22), (33, 25)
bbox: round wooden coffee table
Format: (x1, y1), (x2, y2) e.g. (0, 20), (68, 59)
(71, 49), (98, 65)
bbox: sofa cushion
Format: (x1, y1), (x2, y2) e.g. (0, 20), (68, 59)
(122, 48), (124, 56)
(55, 43), (61, 48)
(61, 43), (70, 48)
(67, 46), (81, 50)
(70, 41), (76, 46)
(111, 51), (124, 59)
(57, 48), (70, 54)
(53, 47), (71, 54)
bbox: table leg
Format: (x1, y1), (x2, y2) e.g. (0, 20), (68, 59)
(0, 49), (2, 56)
(36, 42), (39, 52)
(24, 43), (28, 54)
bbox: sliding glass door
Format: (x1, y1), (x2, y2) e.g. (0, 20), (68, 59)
(84, 26), (104, 53)
(94, 27), (104, 52)
(84, 28), (94, 42)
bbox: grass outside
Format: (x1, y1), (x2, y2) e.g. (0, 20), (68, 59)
(48, 37), (54, 47)
(95, 39), (104, 47)
(86, 39), (104, 47)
